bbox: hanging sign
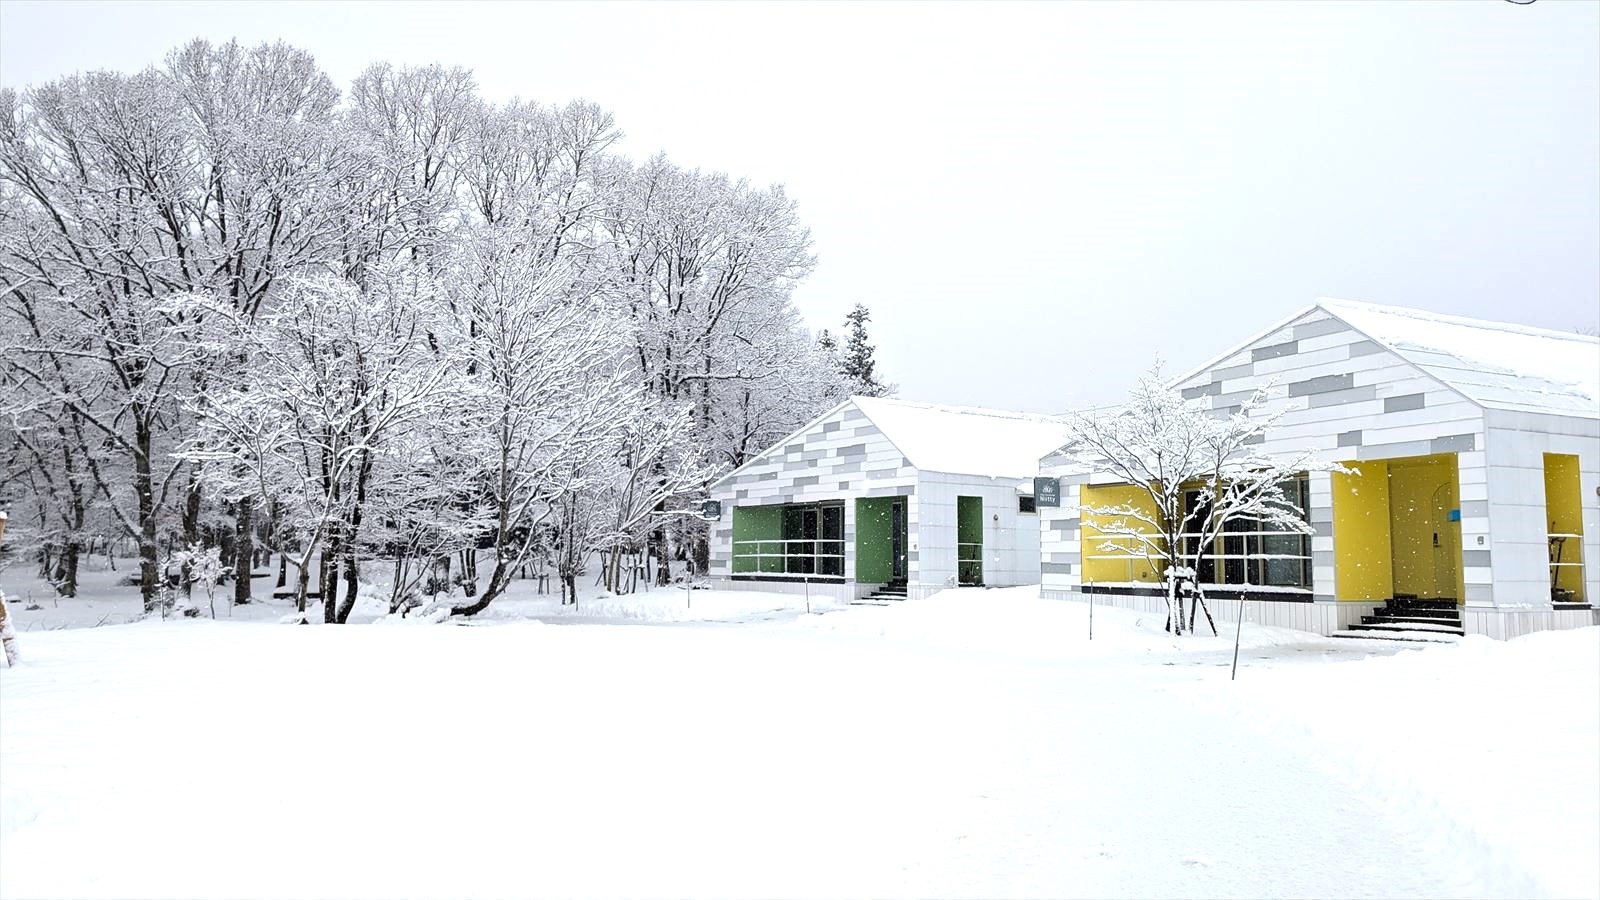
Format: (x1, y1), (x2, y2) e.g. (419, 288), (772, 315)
(701, 500), (722, 520)
(1033, 477), (1061, 508)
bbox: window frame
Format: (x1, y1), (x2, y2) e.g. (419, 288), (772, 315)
(1180, 474), (1311, 589)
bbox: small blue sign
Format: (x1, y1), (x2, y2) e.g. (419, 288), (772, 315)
(1448, 508), (1461, 522)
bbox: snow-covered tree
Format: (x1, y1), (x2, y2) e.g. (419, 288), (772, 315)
(0, 42), (349, 608)
(708, 321), (850, 469)
(164, 39), (349, 603)
(840, 303), (894, 397)
(168, 542), (226, 619)
(0, 72), (208, 609)
(438, 225), (641, 616)
(187, 267), (459, 622)
(3, 39), (837, 617)
(1062, 365), (1338, 635)
(604, 156), (824, 581)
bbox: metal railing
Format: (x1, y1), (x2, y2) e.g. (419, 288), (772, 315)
(1549, 532), (1586, 602)
(1083, 532), (1312, 587)
(957, 541), (983, 586)
(732, 538), (845, 578)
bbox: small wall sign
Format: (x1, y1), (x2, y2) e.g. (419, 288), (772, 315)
(1034, 477), (1061, 508)
(701, 500), (722, 520)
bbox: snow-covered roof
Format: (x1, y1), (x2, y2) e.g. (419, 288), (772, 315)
(1317, 299), (1600, 418)
(852, 396), (1074, 479)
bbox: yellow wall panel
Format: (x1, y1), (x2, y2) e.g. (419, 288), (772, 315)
(1080, 483), (1163, 585)
(1544, 453), (1586, 601)
(1333, 460), (1394, 600)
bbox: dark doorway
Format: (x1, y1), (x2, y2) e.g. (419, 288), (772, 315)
(891, 500), (907, 580)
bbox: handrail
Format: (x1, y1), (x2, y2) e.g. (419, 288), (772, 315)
(732, 537), (846, 578)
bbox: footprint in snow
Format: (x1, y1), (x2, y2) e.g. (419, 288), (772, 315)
(1181, 855), (1213, 867)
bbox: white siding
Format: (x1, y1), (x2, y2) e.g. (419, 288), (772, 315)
(1481, 409), (1600, 610)
(709, 400), (913, 588)
(915, 471), (1042, 592)
(709, 399), (1049, 599)
(1040, 308), (1503, 634)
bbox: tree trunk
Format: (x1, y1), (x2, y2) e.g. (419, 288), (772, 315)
(652, 524), (671, 586)
(180, 470), (202, 597)
(135, 419), (160, 612)
(295, 560), (311, 615)
(459, 548), (478, 596)
(59, 541), (80, 598)
(389, 556), (407, 613)
(234, 496), (254, 605)
(276, 551), (288, 589)
(334, 448), (372, 623)
(451, 558), (508, 617)
(1165, 574), (1184, 636)
(336, 550), (360, 623)
(322, 538), (340, 625)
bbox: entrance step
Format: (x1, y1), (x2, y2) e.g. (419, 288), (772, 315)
(849, 582), (909, 606)
(1350, 608), (1465, 624)
(1330, 629), (1463, 644)
(1348, 620), (1465, 636)
(1359, 614), (1465, 629)
(1367, 607), (1459, 620)
(1352, 597), (1466, 636)
(1390, 598), (1460, 611)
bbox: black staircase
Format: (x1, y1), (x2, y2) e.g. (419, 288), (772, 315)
(851, 579), (909, 606)
(1334, 597), (1464, 641)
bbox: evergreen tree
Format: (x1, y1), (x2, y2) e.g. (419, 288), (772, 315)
(841, 304), (894, 397)
(816, 328), (838, 357)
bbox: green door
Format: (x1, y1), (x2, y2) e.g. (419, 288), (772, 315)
(957, 496), (983, 586)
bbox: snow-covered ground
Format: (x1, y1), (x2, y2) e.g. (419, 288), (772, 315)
(1, 582), (1595, 899)
(0, 556), (841, 631)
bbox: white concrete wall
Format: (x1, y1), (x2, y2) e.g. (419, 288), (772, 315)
(702, 577), (865, 605)
(914, 471), (1042, 592)
(1481, 409), (1600, 610)
(1040, 588), (1375, 633)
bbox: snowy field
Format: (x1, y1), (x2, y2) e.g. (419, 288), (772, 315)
(0, 557), (838, 631)
(1, 582), (1596, 899)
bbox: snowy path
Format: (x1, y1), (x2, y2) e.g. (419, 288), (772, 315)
(1, 615), (1561, 899)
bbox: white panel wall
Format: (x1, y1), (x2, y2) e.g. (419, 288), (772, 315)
(913, 471), (1042, 592)
(708, 400), (1047, 599)
(1040, 308), (1501, 634)
(1482, 409), (1600, 610)
(708, 401), (913, 590)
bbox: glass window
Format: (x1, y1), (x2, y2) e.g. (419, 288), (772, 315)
(781, 502), (844, 577)
(1180, 475), (1311, 589)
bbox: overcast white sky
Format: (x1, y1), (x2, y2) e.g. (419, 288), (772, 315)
(3, 0), (1596, 412)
